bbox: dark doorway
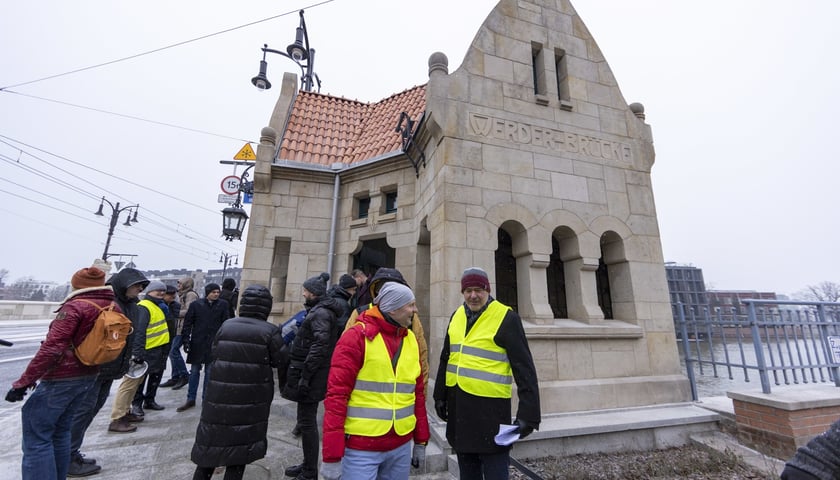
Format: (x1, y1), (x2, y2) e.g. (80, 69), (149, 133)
(352, 237), (395, 277)
(547, 236), (567, 318)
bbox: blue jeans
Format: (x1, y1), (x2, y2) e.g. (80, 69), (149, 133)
(168, 335), (188, 379)
(342, 441), (411, 480)
(21, 376), (96, 480)
(70, 377), (113, 456)
(456, 451), (511, 480)
(187, 362), (211, 401)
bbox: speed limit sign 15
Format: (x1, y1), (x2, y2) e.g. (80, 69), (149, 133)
(221, 175), (241, 195)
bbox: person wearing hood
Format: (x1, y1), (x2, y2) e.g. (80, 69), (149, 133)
(106, 277), (168, 434)
(68, 267), (148, 474)
(281, 272), (344, 480)
(321, 282), (430, 480)
(5, 267), (114, 480)
(219, 277), (238, 318)
(128, 281), (172, 417)
(160, 277), (197, 390)
(344, 268), (429, 387)
(190, 285), (284, 480)
(176, 283), (232, 412)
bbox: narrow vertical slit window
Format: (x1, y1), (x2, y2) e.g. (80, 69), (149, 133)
(532, 42), (548, 105)
(555, 48), (572, 110)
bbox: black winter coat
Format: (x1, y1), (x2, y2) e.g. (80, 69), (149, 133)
(98, 268), (147, 381)
(191, 317), (284, 467)
(281, 295), (343, 403)
(433, 299), (541, 454)
(182, 298), (232, 365)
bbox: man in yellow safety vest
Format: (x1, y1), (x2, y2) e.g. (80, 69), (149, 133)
(433, 267), (541, 480)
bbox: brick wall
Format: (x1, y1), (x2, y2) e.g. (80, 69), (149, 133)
(733, 398), (840, 459)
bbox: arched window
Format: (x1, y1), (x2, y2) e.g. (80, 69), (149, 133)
(495, 228), (518, 311)
(597, 231), (625, 320)
(547, 235), (568, 318)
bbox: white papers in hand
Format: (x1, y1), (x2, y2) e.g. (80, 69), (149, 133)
(494, 424), (520, 446)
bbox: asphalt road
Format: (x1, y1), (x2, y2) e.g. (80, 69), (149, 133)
(0, 320), (49, 417)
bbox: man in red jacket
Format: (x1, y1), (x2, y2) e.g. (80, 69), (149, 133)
(5, 267), (116, 480)
(321, 282), (429, 480)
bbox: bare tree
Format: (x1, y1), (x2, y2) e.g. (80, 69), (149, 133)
(795, 281), (840, 303)
(0, 268), (8, 287)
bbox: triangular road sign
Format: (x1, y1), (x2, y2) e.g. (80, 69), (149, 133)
(234, 143), (256, 161)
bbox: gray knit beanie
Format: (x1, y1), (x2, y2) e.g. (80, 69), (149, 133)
(375, 282), (415, 313)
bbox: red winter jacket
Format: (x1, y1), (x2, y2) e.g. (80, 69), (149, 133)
(13, 286), (118, 388)
(322, 305), (429, 463)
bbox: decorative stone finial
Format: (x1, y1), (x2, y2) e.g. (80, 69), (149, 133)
(629, 102), (645, 120)
(428, 52), (449, 76)
(260, 126), (278, 146)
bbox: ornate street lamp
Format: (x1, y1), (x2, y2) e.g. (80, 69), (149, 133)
(251, 9), (321, 92)
(221, 163), (255, 241)
(94, 196), (139, 260)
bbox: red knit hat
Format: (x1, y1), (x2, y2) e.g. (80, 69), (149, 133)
(71, 267), (106, 290)
(461, 267), (490, 292)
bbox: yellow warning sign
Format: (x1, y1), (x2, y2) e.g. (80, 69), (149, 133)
(233, 143), (256, 161)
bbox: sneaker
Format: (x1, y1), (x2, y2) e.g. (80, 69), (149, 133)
(108, 418), (137, 433)
(284, 463), (303, 477)
(176, 399), (196, 412)
(159, 378), (178, 388)
(172, 377), (189, 390)
(67, 455), (102, 477)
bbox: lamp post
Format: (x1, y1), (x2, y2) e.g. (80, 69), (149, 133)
(251, 9), (321, 92)
(94, 196), (139, 260)
(221, 162), (255, 241)
(220, 252), (239, 278)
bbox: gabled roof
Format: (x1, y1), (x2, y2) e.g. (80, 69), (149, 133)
(277, 85), (426, 166)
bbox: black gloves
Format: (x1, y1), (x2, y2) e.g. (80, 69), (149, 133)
(182, 341), (191, 353)
(434, 400), (448, 421)
(514, 418), (535, 439)
(5, 386), (29, 403)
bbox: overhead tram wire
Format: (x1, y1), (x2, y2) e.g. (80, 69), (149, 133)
(0, 0), (336, 91)
(0, 91), (256, 144)
(0, 206), (101, 244)
(1, 142), (235, 251)
(0, 134), (222, 215)
(0, 186), (220, 263)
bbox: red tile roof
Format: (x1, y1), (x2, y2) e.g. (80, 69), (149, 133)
(277, 85), (427, 166)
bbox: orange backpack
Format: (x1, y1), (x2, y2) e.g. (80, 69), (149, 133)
(73, 300), (133, 366)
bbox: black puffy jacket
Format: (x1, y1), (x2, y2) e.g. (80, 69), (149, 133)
(281, 295), (343, 403)
(191, 286), (283, 467)
(98, 268), (149, 380)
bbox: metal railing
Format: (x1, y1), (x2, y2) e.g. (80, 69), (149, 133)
(675, 299), (840, 399)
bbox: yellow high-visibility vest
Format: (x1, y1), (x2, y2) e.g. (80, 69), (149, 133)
(445, 300), (512, 398)
(345, 320), (420, 437)
(138, 299), (170, 349)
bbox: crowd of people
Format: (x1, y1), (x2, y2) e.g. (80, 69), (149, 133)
(9, 261), (840, 480)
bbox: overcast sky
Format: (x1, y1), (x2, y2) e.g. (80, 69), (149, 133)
(1, 0), (838, 297)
